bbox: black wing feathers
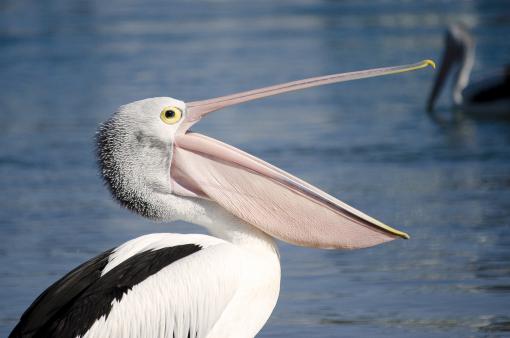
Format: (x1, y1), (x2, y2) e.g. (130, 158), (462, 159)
(10, 244), (202, 338)
(9, 249), (113, 338)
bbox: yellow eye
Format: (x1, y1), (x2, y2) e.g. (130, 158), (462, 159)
(160, 106), (183, 125)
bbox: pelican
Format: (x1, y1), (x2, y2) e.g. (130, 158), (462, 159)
(427, 24), (510, 118)
(10, 60), (434, 338)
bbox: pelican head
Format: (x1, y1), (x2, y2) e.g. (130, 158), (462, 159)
(97, 97), (188, 220)
(98, 60), (434, 249)
(427, 23), (475, 111)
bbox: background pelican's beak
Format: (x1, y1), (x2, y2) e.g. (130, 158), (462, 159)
(427, 24), (474, 112)
(427, 34), (461, 112)
(171, 60), (434, 249)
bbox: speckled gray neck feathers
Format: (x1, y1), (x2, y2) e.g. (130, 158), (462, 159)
(96, 113), (173, 220)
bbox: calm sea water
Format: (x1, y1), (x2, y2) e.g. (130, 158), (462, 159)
(1, 0), (510, 337)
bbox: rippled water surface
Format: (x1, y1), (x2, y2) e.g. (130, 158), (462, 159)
(1, 0), (510, 337)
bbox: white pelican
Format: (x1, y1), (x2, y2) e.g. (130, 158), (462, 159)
(427, 24), (510, 118)
(10, 60), (434, 338)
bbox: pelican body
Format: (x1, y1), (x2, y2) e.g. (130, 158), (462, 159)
(9, 60), (434, 338)
(427, 24), (510, 118)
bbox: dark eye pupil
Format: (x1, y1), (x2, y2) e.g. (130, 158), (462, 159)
(165, 110), (175, 119)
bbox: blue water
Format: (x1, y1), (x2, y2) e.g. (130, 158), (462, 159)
(1, 0), (510, 337)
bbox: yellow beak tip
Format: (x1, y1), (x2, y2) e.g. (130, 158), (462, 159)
(424, 59), (436, 69)
(389, 228), (410, 240)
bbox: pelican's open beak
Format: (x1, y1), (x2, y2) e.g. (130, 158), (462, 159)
(171, 60), (434, 249)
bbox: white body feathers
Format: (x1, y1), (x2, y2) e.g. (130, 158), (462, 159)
(83, 232), (280, 338)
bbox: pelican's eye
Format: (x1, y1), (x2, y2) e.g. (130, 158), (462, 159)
(160, 106), (183, 125)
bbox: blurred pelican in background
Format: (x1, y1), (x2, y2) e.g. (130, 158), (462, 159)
(427, 23), (510, 119)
